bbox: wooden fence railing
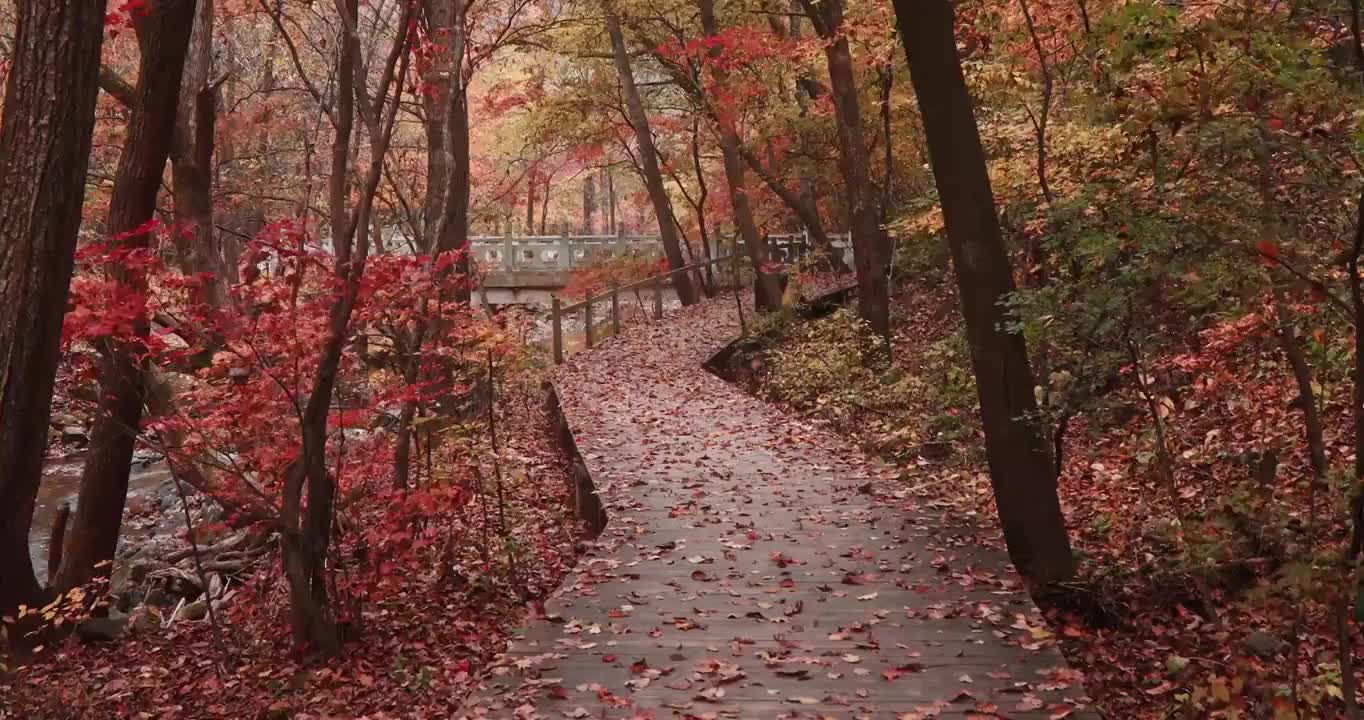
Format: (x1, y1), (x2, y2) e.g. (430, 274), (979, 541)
(550, 253), (750, 365)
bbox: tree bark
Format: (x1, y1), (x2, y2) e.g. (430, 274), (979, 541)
(169, 0), (223, 306)
(538, 169), (551, 234)
(605, 6), (697, 305)
(420, 0), (453, 252)
(432, 0), (472, 297)
(55, 0), (198, 593)
(697, 0), (781, 310)
(526, 165), (537, 233)
(892, 0), (1073, 582)
(606, 168), (617, 234)
(396, 0), (467, 491)
(0, 0), (109, 620)
(583, 172), (597, 234)
(798, 0), (890, 334)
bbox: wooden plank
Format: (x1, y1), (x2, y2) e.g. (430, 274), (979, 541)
(464, 289), (1094, 718)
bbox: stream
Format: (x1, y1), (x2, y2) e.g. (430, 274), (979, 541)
(24, 287), (685, 582)
(29, 457), (176, 582)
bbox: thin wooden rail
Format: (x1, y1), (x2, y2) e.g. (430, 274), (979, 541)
(551, 253), (748, 364)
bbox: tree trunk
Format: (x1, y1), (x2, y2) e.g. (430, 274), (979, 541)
(55, 0), (198, 593)
(526, 166), (537, 233)
(583, 173), (596, 234)
(420, 0), (453, 252)
(605, 6), (697, 305)
(892, 0), (1073, 582)
(396, 0), (468, 490)
(282, 0), (410, 654)
(538, 170), (551, 235)
(1344, 0), (1364, 565)
(433, 32), (471, 302)
(169, 0), (223, 306)
(735, 144), (841, 265)
(799, 0), (889, 333)
(606, 168), (617, 234)
(697, 0), (781, 310)
(0, 0), (109, 620)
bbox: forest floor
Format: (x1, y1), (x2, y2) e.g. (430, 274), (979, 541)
(724, 269), (1361, 718)
(0, 371), (585, 720)
(462, 280), (1095, 719)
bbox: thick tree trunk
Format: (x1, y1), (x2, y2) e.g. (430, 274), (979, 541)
(893, 0), (1073, 582)
(0, 0), (108, 620)
(800, 0), (890, 335)
(434, 62), (472, 301)
(894, 0), (1074, 578)
(697, 0), (781, 310)
(420, 0), (453, 252)
(605, 7), (697, 305)
(169, 0), (223, 306)
(55, 0), (198, 593)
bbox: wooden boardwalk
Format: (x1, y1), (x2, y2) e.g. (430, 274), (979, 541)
(462, 291), (1096, 719)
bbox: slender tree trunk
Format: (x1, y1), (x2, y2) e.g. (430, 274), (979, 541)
(281, 0), (410, 654)
(688, 116), (717, 289)
(56, 0), (198, 593)
(735, 144), (840, 264)
(606, 168), (617, 234)
(583, 173), (597, 234)
(892, 0), (1073, 582)
(526, 166), (537, 233)
(538, 170), (551, 235)
(0, 0), (109, 621)
(605, 6), (697, 304)
(698, 0), (781, 310)
(1344, 0), (1364, 565)
(798, 0), (890, 333)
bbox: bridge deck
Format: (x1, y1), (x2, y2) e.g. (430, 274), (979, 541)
(463, 289), (1095, 718)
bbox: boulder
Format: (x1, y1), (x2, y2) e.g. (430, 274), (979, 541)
(1243, 630), (1287, 659)
(76, 612), (129, 643)
(129, 606), (161, 634)
(173, 599), (208, 623)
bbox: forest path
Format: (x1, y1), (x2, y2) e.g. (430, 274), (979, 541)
(463, 288), (1095, 719)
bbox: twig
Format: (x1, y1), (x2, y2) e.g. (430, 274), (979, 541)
(169, 468), (226, 677)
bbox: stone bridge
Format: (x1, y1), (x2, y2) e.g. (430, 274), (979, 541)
(468, 232), (852, 305)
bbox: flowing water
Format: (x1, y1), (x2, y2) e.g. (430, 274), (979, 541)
(29, 458), (174, 582)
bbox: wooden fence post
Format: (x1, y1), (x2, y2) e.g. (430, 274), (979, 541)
(585, 299), (594, 349)
(652, 275), (663, 319)
(611, 283), (621, 336)
(551, 296), (563, 365)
